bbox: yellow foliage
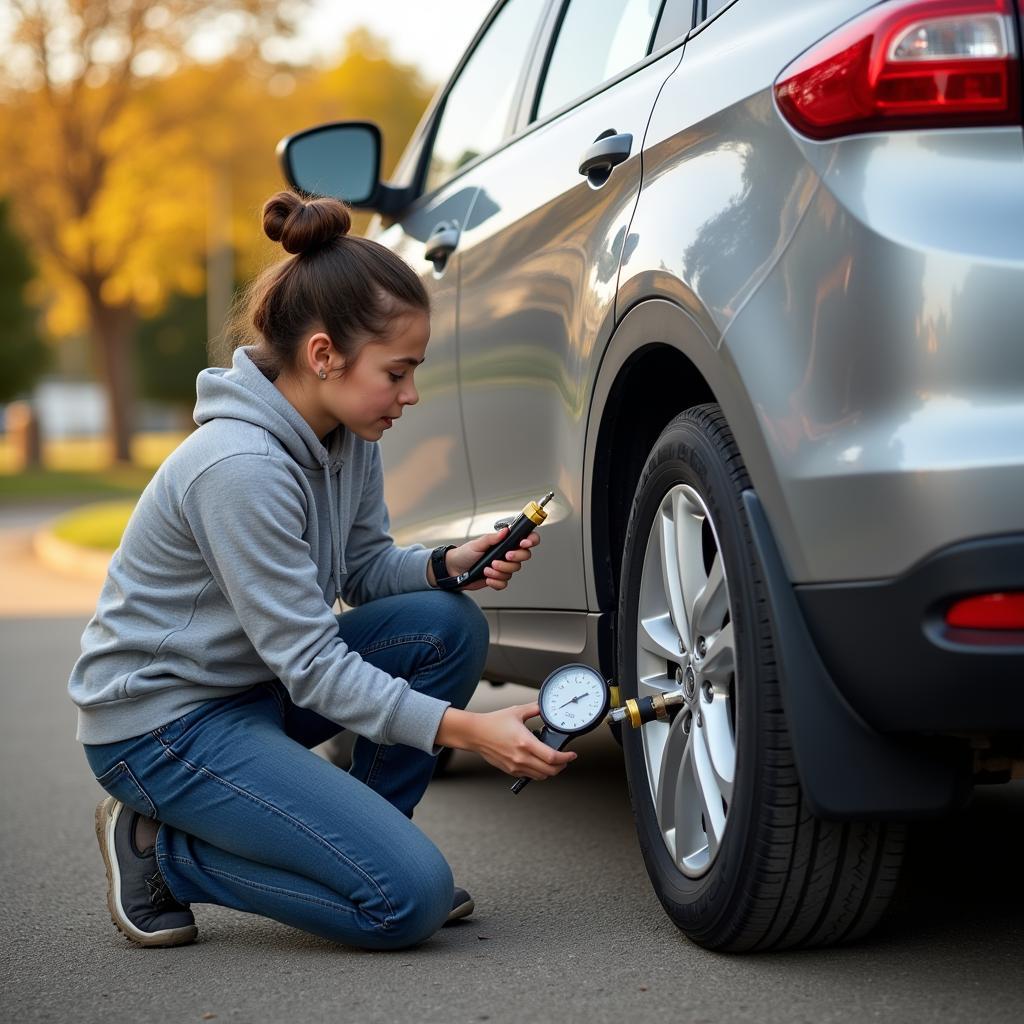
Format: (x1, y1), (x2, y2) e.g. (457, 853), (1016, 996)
(0, 28), (434, 340)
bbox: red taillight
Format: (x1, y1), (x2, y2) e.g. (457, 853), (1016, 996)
(775, 0), (1021, 139)
(946, 592), (1024, 629)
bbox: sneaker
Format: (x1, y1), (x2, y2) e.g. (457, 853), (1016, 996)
(94, 796), (197, 947)
(445, 886), (475, 925)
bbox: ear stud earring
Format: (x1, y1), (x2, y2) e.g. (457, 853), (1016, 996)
(318, 369), (327, 380)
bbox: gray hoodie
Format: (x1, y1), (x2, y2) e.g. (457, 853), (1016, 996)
(68, 346), (448, 753)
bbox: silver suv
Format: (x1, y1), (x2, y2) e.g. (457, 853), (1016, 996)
(278, 0), (1024, 950)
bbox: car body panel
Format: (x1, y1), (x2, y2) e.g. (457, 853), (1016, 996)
(617, 0), (866, 337)
(748, 123), (1024, 580)
(619, 0), (1024, 582)
(374, 187), (479, 550)
(453, 46), (684, 617)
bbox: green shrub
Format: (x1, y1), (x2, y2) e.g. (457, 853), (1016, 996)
(51, 501), (136, 551)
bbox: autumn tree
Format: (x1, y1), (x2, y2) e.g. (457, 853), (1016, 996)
(0, 4), (435, 462)
(0, 0), (309, 463)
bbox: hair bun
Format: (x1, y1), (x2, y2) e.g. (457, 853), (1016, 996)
(262, 191), (352, 255)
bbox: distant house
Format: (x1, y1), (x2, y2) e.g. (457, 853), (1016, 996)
(12, 378), (183, 438)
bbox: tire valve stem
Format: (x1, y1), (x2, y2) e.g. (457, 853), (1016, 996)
(607, 688), (686, 729)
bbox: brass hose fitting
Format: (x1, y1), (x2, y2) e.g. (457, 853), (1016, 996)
(606, 688), (686, 728)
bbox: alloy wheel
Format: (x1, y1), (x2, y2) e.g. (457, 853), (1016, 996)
(635, 484), (738, 877)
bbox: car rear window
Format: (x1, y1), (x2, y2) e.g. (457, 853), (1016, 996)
(535, 0), (664, 120)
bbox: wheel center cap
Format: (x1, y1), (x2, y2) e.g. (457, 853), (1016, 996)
(683, 665), (696, 698)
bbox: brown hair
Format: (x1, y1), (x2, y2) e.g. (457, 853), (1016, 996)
(218, 190), (429, 379)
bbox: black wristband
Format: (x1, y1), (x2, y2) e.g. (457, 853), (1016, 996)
(431, 544), (459, 590)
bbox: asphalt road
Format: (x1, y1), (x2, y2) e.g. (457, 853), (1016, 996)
(2, 545), (1024, 1023)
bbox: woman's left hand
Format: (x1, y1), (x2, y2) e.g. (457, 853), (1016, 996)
(446, 526), (541, 591)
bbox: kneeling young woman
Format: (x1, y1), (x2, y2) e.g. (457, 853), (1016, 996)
(68, 191), (575, 950)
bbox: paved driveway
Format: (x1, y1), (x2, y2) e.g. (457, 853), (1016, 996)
(2, 511), (1023, 1024)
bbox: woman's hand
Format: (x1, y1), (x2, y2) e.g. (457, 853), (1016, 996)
(444, 526), (541, 591)
(435, 703), (577, 781)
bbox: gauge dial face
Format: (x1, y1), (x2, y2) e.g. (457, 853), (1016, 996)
(539, 664), (608, 735)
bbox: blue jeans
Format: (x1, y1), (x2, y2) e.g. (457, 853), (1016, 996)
(83, 590), (489, 950)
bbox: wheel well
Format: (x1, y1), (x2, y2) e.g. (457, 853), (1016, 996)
(591, 343), (715, 614)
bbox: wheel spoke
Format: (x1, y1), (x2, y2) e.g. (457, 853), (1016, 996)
(674, 489), (709, 647)
(638, 669), (676, 701)
(691, 552), (728, 638)
(691, 721), (727, 858)
(642, 718), (669, 815)
(638, 612), (682, 665)
(701, 620), (735, 683)
(659, 504), (690, 653)
(653, 716), (688, 838)
(673, 739), (700, 868)
(701, 693), (735, 804)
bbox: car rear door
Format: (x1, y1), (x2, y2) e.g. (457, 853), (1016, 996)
(453, 0), (688, 612)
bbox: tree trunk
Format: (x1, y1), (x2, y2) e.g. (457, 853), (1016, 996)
(86, 293), (138, 465)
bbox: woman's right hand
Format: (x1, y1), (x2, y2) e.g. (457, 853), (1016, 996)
(436, 703), (577, 781)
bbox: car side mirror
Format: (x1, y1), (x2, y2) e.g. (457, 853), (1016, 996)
(276, 121), (412, 217)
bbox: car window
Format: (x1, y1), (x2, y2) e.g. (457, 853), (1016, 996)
(651, 0), (695, 52)
(424, 0), (547, 195)
(535, 0), (664, 120)
(704, 1), (733, 19)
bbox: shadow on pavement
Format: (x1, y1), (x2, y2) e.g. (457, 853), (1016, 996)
(882, 781), (1024, 943)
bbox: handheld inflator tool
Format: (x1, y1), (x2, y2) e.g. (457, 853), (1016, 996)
(434, 491), (555, 590)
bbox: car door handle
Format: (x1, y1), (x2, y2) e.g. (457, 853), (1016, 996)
(424, 222), (460, 266)
(578, 131), (633, 180)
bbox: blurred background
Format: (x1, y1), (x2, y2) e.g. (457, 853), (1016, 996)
(0, 0), (489, 560)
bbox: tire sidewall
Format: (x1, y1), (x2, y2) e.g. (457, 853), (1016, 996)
(617, 410), (763, 942)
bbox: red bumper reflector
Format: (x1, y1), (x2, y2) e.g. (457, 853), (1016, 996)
(946, 592), (1024, 629)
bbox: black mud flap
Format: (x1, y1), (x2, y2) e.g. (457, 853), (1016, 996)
(742, 490), (966, 820)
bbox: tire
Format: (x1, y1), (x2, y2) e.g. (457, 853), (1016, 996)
(617, 404), (906, 951)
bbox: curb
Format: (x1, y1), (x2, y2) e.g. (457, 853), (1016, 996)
(33, 528), (112, 582)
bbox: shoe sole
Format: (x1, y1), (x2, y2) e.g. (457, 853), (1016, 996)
(94, 797), (198, 948)
(445, 894), (475, 924)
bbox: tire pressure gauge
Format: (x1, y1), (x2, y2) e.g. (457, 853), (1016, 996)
(510, 663), (610, 794)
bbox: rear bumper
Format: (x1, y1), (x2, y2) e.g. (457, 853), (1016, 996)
(798, 534), (1024, 734)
